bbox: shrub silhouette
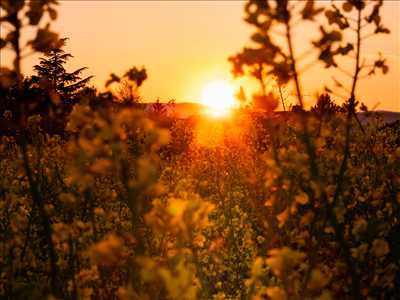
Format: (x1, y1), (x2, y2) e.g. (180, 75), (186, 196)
(33, 38), (93, 103)
(105, 66), (147, 104)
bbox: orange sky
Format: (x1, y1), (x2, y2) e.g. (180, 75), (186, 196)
(1, 1), (399, 111)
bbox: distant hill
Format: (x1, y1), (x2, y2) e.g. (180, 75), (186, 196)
(173, 102), (204, 117)
(357, 111), (400, 125)
(143, 102), (204, 118)
(143, 101), (400, 125)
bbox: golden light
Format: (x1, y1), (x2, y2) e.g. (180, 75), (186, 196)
(201, 80), (236, 117)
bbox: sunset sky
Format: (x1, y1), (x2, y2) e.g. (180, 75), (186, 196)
(2, 1), (399, 111)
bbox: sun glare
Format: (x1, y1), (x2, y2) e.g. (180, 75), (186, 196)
(201, 80), (236, 117)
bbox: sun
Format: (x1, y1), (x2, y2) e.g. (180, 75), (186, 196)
(201, 80), (236, 117)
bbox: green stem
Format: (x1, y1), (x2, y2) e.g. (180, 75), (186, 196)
(329, 8), (363, 300)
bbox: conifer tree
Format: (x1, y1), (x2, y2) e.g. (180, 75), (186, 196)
(33, 38), (92, 102)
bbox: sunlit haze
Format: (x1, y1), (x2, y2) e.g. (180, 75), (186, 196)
(201, 81), (236, 117)
(1, 1), (399, 111)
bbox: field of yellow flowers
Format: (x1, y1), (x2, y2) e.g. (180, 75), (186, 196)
(1, 1), (399, 299)
(1, 102), (399, 300)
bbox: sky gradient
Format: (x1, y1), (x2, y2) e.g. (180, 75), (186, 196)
(2, 1), (399, 111)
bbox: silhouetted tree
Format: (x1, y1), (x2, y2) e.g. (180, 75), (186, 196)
(311, 94), (342, 116)
(311, 93), (343, 136)
(291, 104), (305, 114)
(1, 39), (92, 136)
(0, 76), (45, 134)
(33, 38), (92, 104)
(105, 66), (147, 104)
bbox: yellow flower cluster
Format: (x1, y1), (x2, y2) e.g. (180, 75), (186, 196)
(0, 105), (398, 299)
